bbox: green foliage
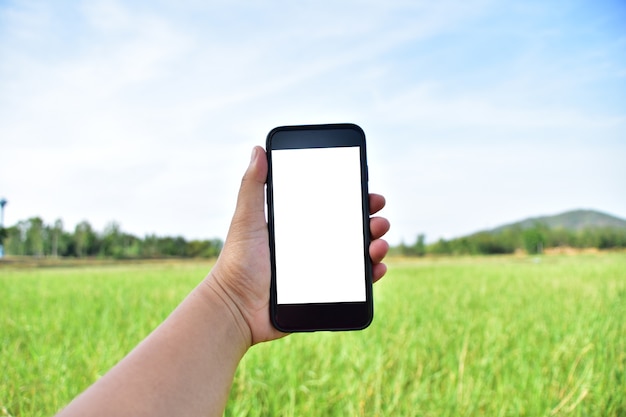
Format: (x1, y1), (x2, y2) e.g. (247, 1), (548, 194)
(496, 209), (626, 232)
(414, 233), (426, 256)
(393, 234), (427, 257)
(400, 225), (626, 257)
(0, 262), (210, 416)
(2, 255), (625, 416)
(425, 232), (518, 256)
(2, 217), (223, 259)
(74, 220), (98, 257)
(523, 224), (547, 255)
(429, 237), (453, 255)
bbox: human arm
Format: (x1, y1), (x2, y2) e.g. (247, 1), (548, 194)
(56, 146), (390, 416)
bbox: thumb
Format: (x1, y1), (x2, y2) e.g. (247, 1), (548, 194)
(231, 146), (268, 228)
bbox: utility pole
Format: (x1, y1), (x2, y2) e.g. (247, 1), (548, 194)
(0, 198), (7, 258)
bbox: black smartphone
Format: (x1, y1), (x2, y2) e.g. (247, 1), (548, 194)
(266, 123), (373, 332)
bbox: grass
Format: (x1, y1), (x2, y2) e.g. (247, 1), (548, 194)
(1, 254), (625, 416)
(0, 261), (209, 416)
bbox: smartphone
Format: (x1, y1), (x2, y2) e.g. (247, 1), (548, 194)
(266, 123), (373, 332)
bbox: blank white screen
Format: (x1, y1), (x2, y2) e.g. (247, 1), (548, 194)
(272, 146), (366, 304)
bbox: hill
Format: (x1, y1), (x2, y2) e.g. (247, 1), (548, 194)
(490, 209), (626, 234)
(397, 208), (626, 256)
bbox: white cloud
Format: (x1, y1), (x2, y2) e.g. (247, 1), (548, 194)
(0, 0), (624, 244)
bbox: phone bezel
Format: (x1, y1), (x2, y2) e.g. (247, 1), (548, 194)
(266, 123), (373, 332)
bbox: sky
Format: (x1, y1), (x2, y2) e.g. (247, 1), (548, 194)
(1, 0), (625, 245)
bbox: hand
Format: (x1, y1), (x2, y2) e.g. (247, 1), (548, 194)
(205, 146), (390, 346)
(54, 146), (390, 417)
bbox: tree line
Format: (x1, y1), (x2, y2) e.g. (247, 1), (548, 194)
(4, 217), (625, 260)
(394, 224), (626, 256)
(0, 217), (223, 259)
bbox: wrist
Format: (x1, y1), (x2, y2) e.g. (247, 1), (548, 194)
(199, 269), (253, 351)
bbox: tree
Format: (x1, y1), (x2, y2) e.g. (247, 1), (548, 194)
(472, 232), (515, 254)
(141, 234), (160, 258)
(414, 234), (426, 257)
(50, 219), (64, 257)
(25, 217), (45, 257)
(74, 221), (97, 257)
(523, 225), (546, 255)
(187, 239), (222, 258)
(429, 238), (452, 255)
(101, 221), (124, 258)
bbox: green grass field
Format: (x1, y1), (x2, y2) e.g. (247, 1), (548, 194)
(1, 254), (625, 416)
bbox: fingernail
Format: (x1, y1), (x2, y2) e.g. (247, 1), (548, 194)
(250, 146), (258, 165)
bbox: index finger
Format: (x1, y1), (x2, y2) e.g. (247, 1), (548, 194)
(369, 193), (386, 215)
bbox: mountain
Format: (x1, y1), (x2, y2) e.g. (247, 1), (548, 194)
(490, 209), (626, 234)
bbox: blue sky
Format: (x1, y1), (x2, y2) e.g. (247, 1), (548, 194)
(1, 0), (625, 245)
